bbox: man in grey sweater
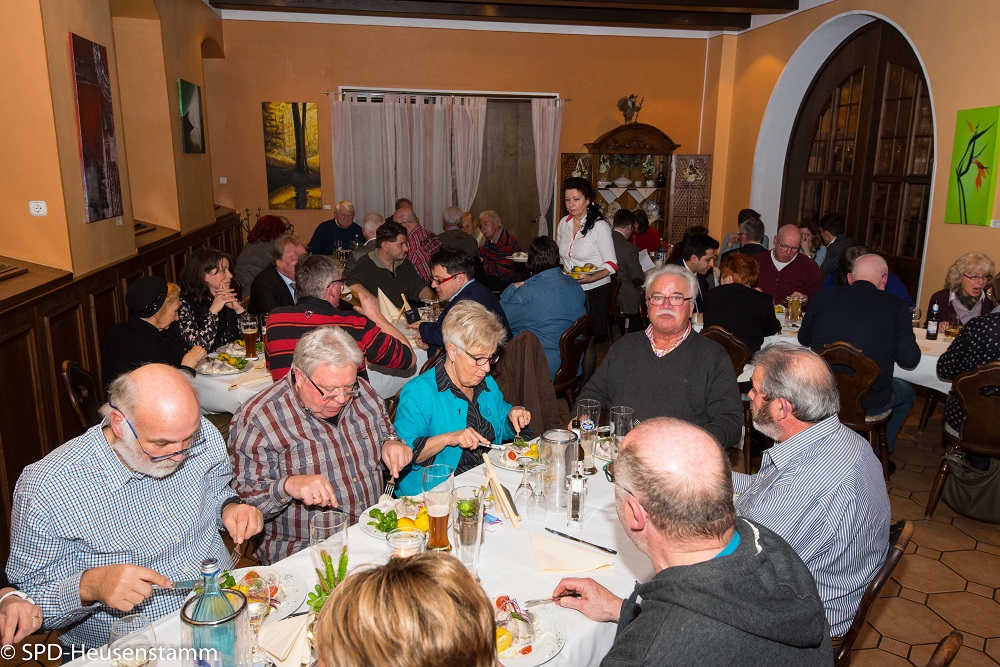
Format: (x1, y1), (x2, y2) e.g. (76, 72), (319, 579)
(553, 418), (833, 666)
(576, 264), (743, 448)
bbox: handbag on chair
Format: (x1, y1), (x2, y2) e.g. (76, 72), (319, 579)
(941, 450), (1000, 522)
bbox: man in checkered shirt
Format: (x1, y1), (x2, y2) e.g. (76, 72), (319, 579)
(6, 364), (263, 650)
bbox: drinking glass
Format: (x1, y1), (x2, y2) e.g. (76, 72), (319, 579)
(944, 314), (962, 340)
(909, 307), (922, 329)
(386, 528), (427, 558)
(245, 577), (272, 666)
(109, 614), (156, 667)
(513, 457), (534, 510)
(240, 314), (259, 360)
(526, 463), (548, 519)
(451, 486), (486, 578)
(422, 464), (454, 552)
(309, 510), (348, 569)
(426, 299), (442, 320)
(576, 399), (600, 476)
(609, 406), (634, 461)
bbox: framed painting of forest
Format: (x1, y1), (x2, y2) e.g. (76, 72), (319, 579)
(261, 102), (321, 209)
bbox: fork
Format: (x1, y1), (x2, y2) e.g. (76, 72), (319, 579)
(383, 477), (396, 498)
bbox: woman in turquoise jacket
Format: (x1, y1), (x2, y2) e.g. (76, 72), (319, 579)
(394, 301), (531, 497)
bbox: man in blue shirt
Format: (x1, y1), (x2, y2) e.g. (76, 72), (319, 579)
(308, 200), (365, 255)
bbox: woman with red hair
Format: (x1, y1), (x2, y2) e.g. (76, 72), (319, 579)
(234, 215), (292, 298)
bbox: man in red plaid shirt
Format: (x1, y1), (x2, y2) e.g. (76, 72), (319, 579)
(229, 326), (413, 563)
(478, 210), (523, 290)
(395, 206), (441, 284)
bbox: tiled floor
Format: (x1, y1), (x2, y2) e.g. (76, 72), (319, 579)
(732, 402), (1000, 667)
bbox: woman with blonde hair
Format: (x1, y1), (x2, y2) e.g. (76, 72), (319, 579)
(460, 211), (486, 247)
(925, 252), (995, 324)
(101, 276), (207, 391)
(314, 552), (496, 667)
(393, 301), (531, 497)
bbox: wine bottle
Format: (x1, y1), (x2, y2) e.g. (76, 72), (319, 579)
(191, 558), (238, 667)
(926, 302), (940, 340)
(655, 169), (667, 189)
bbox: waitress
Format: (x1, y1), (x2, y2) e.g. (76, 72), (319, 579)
(557, 177), (618, 383)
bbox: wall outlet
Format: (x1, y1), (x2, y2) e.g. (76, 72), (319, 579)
(29, 201), (47, 216)
(219, 176), (228, 184)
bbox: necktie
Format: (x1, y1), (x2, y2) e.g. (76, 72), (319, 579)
(290, 282), (296, 304)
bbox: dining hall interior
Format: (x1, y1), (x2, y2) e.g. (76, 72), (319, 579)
(3, 0), (1000, 665)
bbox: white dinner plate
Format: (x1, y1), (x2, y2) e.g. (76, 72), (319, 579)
(497, 604), (566, 666)
(188, 567), (307, 625)
(592, 438), (615, 463)
(358, 497), (425, 539)
(509, 253), (528, 262)
(196, 359), (254, 375)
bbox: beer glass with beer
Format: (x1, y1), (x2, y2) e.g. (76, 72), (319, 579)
(240, 314), (259, 360)
(422, 464), (453, 552)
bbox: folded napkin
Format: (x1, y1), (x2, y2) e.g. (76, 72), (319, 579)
(228, 370), (274, 391)
(377, 288), (403, 324)
(529, 531), (615, 573)
(258, 613), (312, 667)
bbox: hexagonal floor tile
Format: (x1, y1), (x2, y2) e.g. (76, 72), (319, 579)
(892, 447), (946, 467)
(887, 468), (933, 492)
(941, 550), (1000, 589)
(985, 637), (1000, 662)
(894, 554), (966, 594)
(952, 517), (1000, 547)
(890, 495), (930, 521)
(928, 592), (1000, 638)
(911, 520), (977, 552)
(910, 490), (961, 517)
(846, 649), (912, 667)
(868, 596), (954, 644)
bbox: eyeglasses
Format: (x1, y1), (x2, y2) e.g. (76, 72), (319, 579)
(430, 273), (459, 287)
(326, 278), (345, 292)
(461, 349), (500, 367)
(299, 369), (361, 401)
(775, 241), (799, 252)
(108, 402), (201, 462)
(647, 294), (694, 306)
(603, 461), (615, 483)
(963, 274), (992, 283)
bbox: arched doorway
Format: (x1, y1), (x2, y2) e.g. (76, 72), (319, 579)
(780, 20), (932, 296)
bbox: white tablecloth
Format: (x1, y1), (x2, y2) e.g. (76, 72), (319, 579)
(193, 347), (428, 415)
(67, 463), (648, 667)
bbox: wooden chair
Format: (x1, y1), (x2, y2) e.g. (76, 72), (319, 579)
(384, 393), (400, 421)
(834, 520), (914, 667)
(923, 631), (963, 667)
(924, 361), (1000, 518)
(60, 360), (102, 430)
(817, 342), (891, 482)
(607, 274), (627, 342)
(420, 347), (445, 374)
(700, 326), (758, 472)
(553, 314), (593, 412)
(917, 389), (945, 432)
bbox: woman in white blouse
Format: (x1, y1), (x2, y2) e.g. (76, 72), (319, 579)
(557, 177), (619, 382)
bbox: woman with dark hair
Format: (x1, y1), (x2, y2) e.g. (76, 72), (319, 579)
(178, 247), (246, 351)
(703, 253), (781, 356)
(500, 236), (586, 380)
(234, 215), (291, 298)
(629, 207), (662, 256)
(798, 220), (826, 267)
(557, 177), (618, 380)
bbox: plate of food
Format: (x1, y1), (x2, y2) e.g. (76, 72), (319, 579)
(210, 567), (307, 625)
(359, 495), (428, 539)
(196, 354), (254, 375)
(509, 252), (528, 262)
(592, 436), (616, 462)
(494, 595), (566, 666)
(565, 265), (600, 278)
(488, 436), (540, 471)
(216, 340), (264, 358)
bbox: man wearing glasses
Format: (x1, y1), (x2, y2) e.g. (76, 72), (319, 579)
(230, 326), (412, 563)
(719, 213), (767, 261)
(754, 224), (824, 307)
(577, 265), (743, 449)
(264, 254), (414, 381)
(7, 364), (263, 650)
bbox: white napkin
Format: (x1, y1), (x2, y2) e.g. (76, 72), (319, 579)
(258, 613), (312, 667)
(529, 531), (615, 573)
(228, 369), (273, 391)
(377, 289), (403, 324)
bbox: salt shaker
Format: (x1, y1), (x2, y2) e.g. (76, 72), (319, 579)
(567, 463), (588, 528)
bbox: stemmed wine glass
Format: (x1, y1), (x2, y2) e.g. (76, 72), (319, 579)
(513, 457), (534, 511)
(246, 577), (273, 667)
(526, 462), (548, 518)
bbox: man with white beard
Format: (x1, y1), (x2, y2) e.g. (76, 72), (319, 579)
(577, 264), (743, 448)
(6, 364), (262, 650)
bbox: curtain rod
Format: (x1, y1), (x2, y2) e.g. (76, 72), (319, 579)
(324, 90), (567, 102)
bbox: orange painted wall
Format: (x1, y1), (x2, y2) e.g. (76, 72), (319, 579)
(0, 0), (73, 270)
(721, 0), (1000, 304)
(204, 20), (709, 243)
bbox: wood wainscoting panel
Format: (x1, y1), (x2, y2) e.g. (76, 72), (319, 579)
(38, 295), (92, 444)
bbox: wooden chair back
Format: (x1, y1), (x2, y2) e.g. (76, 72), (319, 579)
(553, 314), (593, 395)
(420, 347), (445, 375)
(608, 274), (623, 319)
(700, 326), (750, 376)
(924, 632), (963, 667)
(60, 360), (102, 430)
(952, 361), (1000, 453)
(817, 342), (881, 425)
(834, 520), (914, 666)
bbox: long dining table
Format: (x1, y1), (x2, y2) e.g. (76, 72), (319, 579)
(66, 460), (649, 667)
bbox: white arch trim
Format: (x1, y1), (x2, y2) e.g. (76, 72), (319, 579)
(750, 11), (937, 301)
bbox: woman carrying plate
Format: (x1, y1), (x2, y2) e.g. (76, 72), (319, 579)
(178, 247), (246, 352)
(557, 177), (618, 383)
(393, 302), (531, 497)
(101, 276), (207, 392)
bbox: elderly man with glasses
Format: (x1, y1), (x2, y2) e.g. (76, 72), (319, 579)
(6, 364), (262, 650)
(753, 223), (824, 307)
(230, 326), (412, 563)
(576, 264), (743, 449)
(264, 254), (414, 381)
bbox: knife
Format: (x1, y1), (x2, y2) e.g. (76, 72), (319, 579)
(524, 593), (581, 607)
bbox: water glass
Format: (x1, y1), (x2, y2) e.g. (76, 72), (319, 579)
(909, 307), (922, 329)
(609, 406), (633, 460)
(386, 528), (427, 558)
(576, 398), (600, 476)
(422, 464), (454, 552)
(109, 614), (156, 667)
(310, 510), (348, 568)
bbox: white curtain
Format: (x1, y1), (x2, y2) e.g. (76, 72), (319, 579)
(531, 98), (564, 238)
(406, 96), (453, 233)
(330, 93), (395, 220)
(452, 96), (487, 213)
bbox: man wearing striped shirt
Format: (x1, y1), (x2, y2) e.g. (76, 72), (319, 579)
(265, 254), (414, 381)
(230, 326), (413, 564)
(734, 343), (890, 640)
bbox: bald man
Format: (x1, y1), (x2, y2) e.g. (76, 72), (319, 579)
(6, 364), (262, 650)
(754, 224), (823, 306)
(799, 252), (920, 455)
(554, 418), (832, 665)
